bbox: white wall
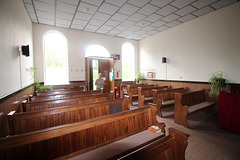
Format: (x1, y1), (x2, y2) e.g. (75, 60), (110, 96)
(0, 0), (33, 98)
(139, 2), (240, 83)
(33, 24), (139, 82)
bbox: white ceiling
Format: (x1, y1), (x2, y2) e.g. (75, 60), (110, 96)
(23, 0), (238, 40)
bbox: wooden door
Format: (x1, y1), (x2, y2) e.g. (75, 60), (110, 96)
(85, 57), (114, 92)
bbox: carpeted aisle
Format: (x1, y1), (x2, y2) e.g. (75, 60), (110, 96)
(157, 106), (240, 160)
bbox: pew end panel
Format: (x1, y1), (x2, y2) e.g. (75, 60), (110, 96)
(148, 102), (166, 133)
(168, 127), (189, 160)
(7, 111), (16, 136)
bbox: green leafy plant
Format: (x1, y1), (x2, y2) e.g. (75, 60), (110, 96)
(31, 67), (52, 92)
(36, 85), (52, 92)
(208, 71), (228, 96)
(135, 72), (144, 84)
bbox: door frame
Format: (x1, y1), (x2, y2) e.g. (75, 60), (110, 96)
(85, 56), (114, 92)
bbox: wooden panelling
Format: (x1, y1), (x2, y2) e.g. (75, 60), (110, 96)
(0, 85), (35, 138)
(143, 80), (210, 92)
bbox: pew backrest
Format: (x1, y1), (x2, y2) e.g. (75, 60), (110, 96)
(22, 92), (114, 112)
(153, 87), (187, 104)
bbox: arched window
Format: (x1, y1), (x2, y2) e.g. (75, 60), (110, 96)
(43, 31), (69, 85)
(85, 45), (110, 57)
(122, 42), (135, 81)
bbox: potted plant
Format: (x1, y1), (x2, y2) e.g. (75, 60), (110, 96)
(31, 67), (52, 92)
(208, 71), (228, 96)
(135, 72), (144, 84)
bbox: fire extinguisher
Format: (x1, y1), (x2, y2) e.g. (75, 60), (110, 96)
(115, 86), (119, 98)
(116, 90), (119, 98)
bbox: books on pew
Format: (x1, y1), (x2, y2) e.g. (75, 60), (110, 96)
(148, 125), (161, 133)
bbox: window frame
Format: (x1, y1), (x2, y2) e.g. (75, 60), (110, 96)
(43, 30), (69, 85)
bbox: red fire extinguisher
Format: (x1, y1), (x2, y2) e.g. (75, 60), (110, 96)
(115, 86), (119, 98)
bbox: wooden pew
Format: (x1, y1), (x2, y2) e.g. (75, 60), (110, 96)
(119, 81), (136, 93)
(0, 105), (165, 160)
(29, 89), (104, 102)
(35, 86), (87, 96)
(8, 98), (129, 135)
(127, 84), (156, 105)
(174, 89), (216, 128)
(138, 85), (170, 107)
(153, 87), (187, 117)
(22, 92), (114, 112)
(108, 127), (189, 160)
(120, 84), (146, 98)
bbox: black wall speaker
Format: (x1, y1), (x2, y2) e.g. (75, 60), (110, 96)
(21, 45), (29, 57)
(162, 57), (167, 63)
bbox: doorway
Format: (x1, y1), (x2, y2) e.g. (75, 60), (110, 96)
(86, 57), (114, 92)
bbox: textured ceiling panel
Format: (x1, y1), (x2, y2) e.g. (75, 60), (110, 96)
(23, 0), (238, 40)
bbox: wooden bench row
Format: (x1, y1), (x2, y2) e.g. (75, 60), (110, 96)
(138, 85), (170, 107)
(120, 84), (147, 98)
(35, 85), (86, 96)
(29, 89), (104, 102)
(8, 97), (129, 135)
(153, 87), (187, 117)
(22, 92), (115, 112)
(0, 105), (167, 160)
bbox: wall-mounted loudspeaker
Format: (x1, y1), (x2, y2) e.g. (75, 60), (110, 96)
(21, 45), (29, 57)
(162, 57), (166, 63)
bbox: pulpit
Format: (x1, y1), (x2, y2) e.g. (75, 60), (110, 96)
(218, 91), (240, 133)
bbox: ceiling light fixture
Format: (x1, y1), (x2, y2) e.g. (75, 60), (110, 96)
(84, 8), (90, 12)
